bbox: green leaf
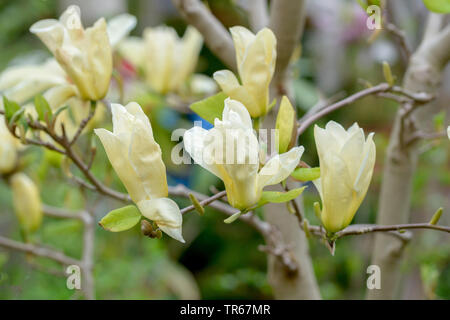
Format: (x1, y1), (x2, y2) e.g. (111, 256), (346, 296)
(9, 107), (25, 125)
(382, 61), (395, 86)
(2, 96), (20, 122)
(429, 207), (443, 225)
(258, 187), (307, 206)
(34, 94), (52, 121)
(189, 92), (227, 124)
(423, 0), (450, 13)
(99, 205), (142, 232)
(291, 167), (320, 181)
(276, 96), (295, 154)
(224, 211), (242, 224)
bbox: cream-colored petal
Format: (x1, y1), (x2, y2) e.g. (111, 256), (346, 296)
(30, 19), (64, 53)
(43, 84), (77, 108)
(107, 14), (137, 47)
(128, 118), (168, 199)
(110, 103), (135, 138)
(257, 146), (304, 189)
(213, 70), (240, 93)
(183, 126), (223, 179)
(353, 132), (376, 193)
(125, 101), (154, 136)
(137, 198), (184, 243)
(320, 153), (356, 232)
(222, 98), (253, 130)
(230, 26), (255, 70)
(325, 120), (349, 146)
(339, 127), (365, 183)
(314, 124), (340, 158)
(94, 128), (147, 203)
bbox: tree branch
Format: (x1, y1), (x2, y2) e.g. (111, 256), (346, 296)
(248, 0), (269, 32)
(0, 235), (80, 266)
(269, 0), (306, 89)
(171, 0), (236, 71)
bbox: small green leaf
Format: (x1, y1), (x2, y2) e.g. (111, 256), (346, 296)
(258, 187), (307, 206)
(189, 92), (227, 124)
(276, 96), (296, 154)
(9, 107), (25, 125)
(3, 96), (20, 122)
(429, 207), (443, 225)
(34, 94), (52, 121)
(291, 167), (320, 181)
(423, 0), (450, 13)
(382, 61), (395, 86)
(189, 193), (205, 216)
(99, 205), (142, 232)
(224, 211), (242, 224)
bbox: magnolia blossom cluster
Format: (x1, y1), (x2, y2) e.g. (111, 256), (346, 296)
(0, 8), (381, 243)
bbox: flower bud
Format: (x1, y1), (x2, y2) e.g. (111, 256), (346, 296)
(313, 121), (376, 233)
(10, 173), (43, 233)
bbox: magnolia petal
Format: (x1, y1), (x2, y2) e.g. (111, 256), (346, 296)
(325, 121), (349, 146)
(213, 70), (240, 93)
(222, 98), (253, 130)
(257, 146), (304, 189)
(137, 198), (184, 243)
(314, 124), (340, 159)
(320, 153), (356, 232)
(107, 13), (137, 47)
(128, 118), (168, 199)
(94, 128), (147, 203)
(43, 84), (77, 108)
(30, 19), (64, 53)
(110, 103), (135, 138)
(339, 127), (365, 183)
(125, 101), (154, 136)
(183, 126), (223, 180)
(230, 26), (255, 70)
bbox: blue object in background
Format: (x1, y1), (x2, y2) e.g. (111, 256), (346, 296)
(187, 113), (213, 130)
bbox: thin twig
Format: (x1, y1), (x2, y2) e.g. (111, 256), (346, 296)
(0, 235), (80, 266)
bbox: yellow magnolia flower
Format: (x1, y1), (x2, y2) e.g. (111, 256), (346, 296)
(0, 59), (67, 109)
(30, 5), (113, 101)
(0, 115), (19, 174)
(143, 26), (203, 94)
(95, 102), (184, 242)
(313, 121), (376, 233)
(213, 27), (276, 118)
(184, 98), (304, 210)
(10, 173), (43, 233)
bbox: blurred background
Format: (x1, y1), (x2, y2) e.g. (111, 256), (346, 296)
(0, 0), (449, 299)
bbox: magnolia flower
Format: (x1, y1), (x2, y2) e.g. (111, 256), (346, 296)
(10, 173), (43, 233)
(0, 115), (19, 174)
(30, 5), (113, 101)
(0, 59), (67, 109)
(447, 125), (449, 139)
(143, 26), (203, 94)
(214, 27), (276, 118)
(94, 102), (184, 242)
(184, 98), (304, 210)
(313, 121), (376, 233)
